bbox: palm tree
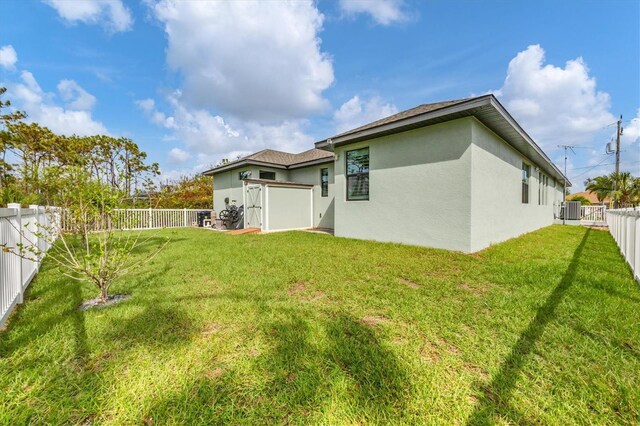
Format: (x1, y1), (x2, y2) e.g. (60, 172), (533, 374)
(585, 172), (640, 208)
(584, 174), (614, 204)
(633, 177), (640, 206)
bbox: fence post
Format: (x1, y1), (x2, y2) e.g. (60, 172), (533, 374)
(7, 203), (23, 304)
(29, 205), (41, 270)
(148, 207), (153, 229)
(635, 213), (640, 281)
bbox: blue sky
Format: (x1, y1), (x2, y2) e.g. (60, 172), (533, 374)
(1, 0), (638, 191)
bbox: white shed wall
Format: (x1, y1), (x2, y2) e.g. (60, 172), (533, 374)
(266, 186), (312, 231)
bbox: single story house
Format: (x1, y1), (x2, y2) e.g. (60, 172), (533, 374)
(203, 94), (570, 253)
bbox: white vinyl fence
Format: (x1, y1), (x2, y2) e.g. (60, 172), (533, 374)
(1, 206), (212, 328)
(581, 205), (607, 222)
(606, 208), (640, 282)
(0, 204), (61, 328)
(111, 208), (214, 230)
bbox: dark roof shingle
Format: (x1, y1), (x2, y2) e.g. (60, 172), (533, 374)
(330, 97), (476, 139)
(204, 148), (333, 174)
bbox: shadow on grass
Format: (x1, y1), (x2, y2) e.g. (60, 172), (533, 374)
(102, 302), (197, 347)
(143, 310), (411, 423)
(324, 313), (410, 418)
(466, 229), (591, 425)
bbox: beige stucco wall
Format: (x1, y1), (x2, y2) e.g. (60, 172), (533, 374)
(469, 119), (564, 251)
(289, 163), (335, 228)
(333, 118), (474, 252)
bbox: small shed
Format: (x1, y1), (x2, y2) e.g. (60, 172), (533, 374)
(242, 179), (314, 232)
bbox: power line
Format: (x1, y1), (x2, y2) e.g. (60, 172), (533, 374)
(572, 159), (640, 171)
(569, 156), (614, 180)
(569, 160), (640, 179)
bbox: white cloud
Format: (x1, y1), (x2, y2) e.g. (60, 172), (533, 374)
(149, 0), (334, 121)
(9, 70), (108, 136)
(339, 0), (409, 25)
(135, 98), (176, 129)
(57, 79), (96, 110)
(43, 0), (133, 33)
(621, 109), (640, 146)
(333, 95), (398, 133)
(137, 92), (314, 165)
(493, 44), (616, 151)
(168, 147), (190, 164)
(0, 45), (17, 69)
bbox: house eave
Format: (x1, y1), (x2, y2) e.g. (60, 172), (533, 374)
(287, 156), (334, 169)
(202, 159), (288, 176)
(202, 156), (334, 176)
(243, 178), (314, 188)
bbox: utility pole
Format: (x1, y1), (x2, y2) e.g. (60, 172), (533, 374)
(614, 115), (623, 208)
(615, 114), (622, 175)
(558, 144), (575, 225)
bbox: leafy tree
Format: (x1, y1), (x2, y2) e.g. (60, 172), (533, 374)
(5, 122), (59, 202)
(9, 166), (167, 304)
(0, 87), (26, 200)
(155, 174), (213, 209)
(0, 87), (166, 306)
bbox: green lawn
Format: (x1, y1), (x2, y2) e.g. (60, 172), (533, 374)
(0, 225), (638, 425)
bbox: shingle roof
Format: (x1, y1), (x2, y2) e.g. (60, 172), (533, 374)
(203, 148), (333, 174)
(242, 148), (333, 166)
(330, 97), (476, 139)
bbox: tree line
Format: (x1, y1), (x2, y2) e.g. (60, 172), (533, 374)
(1, 86), (212, 307)
(0, 86), (212, 208)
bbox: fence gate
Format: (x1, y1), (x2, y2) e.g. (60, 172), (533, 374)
(245, 185), (262, 229)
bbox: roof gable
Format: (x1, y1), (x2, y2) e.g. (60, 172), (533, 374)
(202, 148), (333, 175)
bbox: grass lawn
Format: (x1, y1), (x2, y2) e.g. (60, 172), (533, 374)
(0, 225), (638, 425)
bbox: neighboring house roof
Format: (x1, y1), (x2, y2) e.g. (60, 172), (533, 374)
(202, 148), (334, 175)
(567, 191), (611, 204)
(316, 94), (570, 187)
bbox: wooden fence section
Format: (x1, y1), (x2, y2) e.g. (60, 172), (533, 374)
(0, 204), (60, 329)
(606, 208), (640, 282)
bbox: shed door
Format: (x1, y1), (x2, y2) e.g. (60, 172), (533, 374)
(245, 185), (262, 229)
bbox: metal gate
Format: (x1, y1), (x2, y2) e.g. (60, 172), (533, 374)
(245, 184), (262, 229)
